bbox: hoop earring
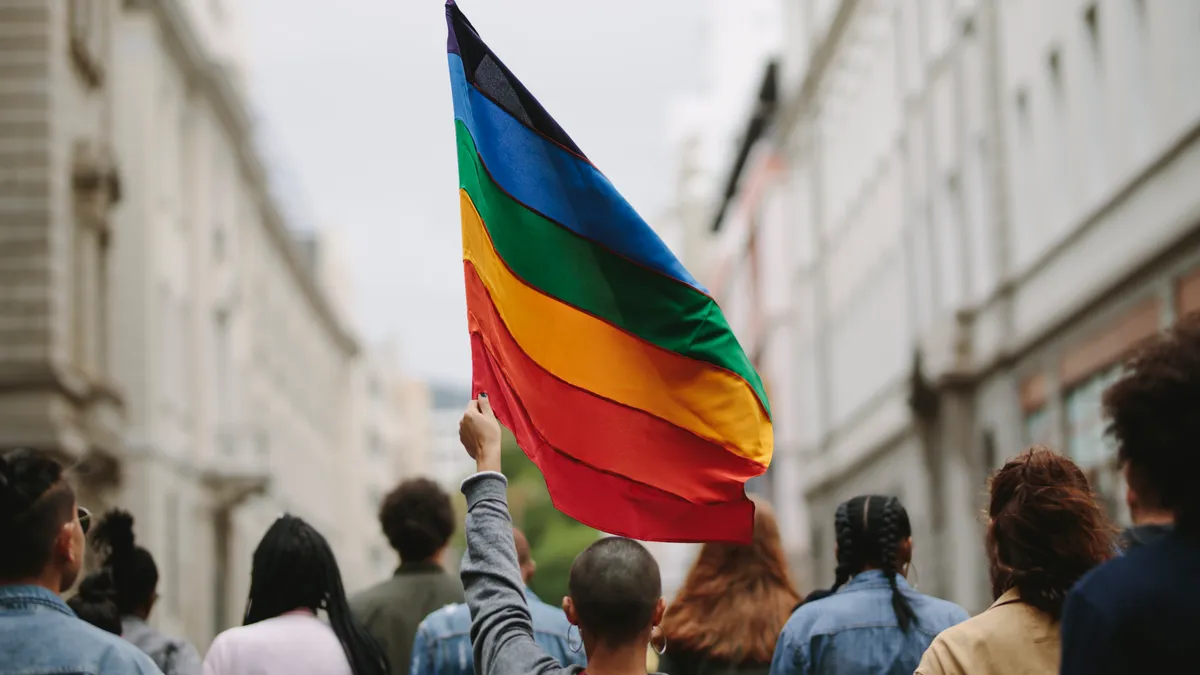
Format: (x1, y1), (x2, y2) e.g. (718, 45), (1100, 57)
(653, 630), (667, 656)
(567, 624), (582, 653)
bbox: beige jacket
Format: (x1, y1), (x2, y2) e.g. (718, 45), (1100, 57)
(915, 589), (1060, 675)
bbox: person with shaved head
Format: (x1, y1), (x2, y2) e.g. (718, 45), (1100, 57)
(409, 526), (586, 675)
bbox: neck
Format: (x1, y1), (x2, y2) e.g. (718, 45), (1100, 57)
(584, 642), (649, 675)
(1, 571), (62, 595)
(1133, 512), (1174, 527)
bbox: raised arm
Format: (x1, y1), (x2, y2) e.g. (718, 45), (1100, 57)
(459, 395), (566, 675)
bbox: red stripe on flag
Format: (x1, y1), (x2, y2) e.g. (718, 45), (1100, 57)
(466, 267), (756, 543)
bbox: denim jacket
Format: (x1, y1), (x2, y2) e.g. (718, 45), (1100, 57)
(0, 584), (163, 675)
(769, 571), (969, 675)
(410, 587), (586, 675)
(122, 615), (202, 675)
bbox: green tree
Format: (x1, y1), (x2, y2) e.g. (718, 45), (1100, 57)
(449, 427), (599, 601)
(500, 428), (598, 602)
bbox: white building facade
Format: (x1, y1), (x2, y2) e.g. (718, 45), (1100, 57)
(699, 0), (1200, 611)
(0, 0), (431, 649)
(340, 342), (435, 591)
(426, 382), (474, 491)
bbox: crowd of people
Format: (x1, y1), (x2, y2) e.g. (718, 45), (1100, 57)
(3, 315), (1200, 675)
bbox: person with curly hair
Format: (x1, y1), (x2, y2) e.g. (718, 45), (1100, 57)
(915, 447), (1115, 674)
(90, 510), (202, 675)
(67, 569), (122, 636)
(770, 495), (967, 675)
(1060, 313), (1200, 674)
(657, 499), (800, 675)
(350, 478), (463, 672)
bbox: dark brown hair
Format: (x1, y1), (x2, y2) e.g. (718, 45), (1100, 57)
(987, 447), (1115, 621)
(378, 478), (455, 562)
(1104, 312), (1200, 534)
(661, 500), (800, 664)
(831, 495), (916, 630)
(0, 448), (75, 580)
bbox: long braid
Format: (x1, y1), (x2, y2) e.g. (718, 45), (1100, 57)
(830, 501), (858, 592)
(319, 535), (390, 675)
(877, 497), (917, 631)
(243, 516), (389, 675)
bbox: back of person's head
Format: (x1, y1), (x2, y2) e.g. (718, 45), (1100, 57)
(0, 448), (84, 591)
(987, 447), (1114, 621)
(831, 495), (916, 630)
(513, 528), (535, 583)
(378, 478), (455, 563)
(245, 515), (389, 675)
(661, 499), (800, 663)
(67, 568), (122, 635)
(566, 536), (663, 651)
(1104, 313), (1200, 535)
(91, 510), (158, 617)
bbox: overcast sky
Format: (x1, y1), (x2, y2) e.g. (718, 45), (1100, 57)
(245, 0), (706, 386)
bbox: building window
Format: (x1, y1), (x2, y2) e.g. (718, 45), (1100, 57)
(1127, 0), (1153, 159)
(68, 0), (106, 85)
(1080, 3), (1106, 200)
(1024, 407), (1053, 447)
(1064, 366), (1126, 521)
(213, 227), (226, 262)
(367, 430), (385, 458)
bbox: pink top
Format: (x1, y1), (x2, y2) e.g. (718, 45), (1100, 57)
(203, 611), (352, 675)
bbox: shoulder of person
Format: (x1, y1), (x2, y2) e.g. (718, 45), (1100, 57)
(92, 627), (165, 674)
(1068, 550), (1146, 611)
(779, 596), (831, 637)
(350, 578), (400, 613)
(912, 590), (969, 624)
(418, 602), (472, 638)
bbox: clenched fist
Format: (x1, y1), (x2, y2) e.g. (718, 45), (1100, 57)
(459, 393), (502, 474)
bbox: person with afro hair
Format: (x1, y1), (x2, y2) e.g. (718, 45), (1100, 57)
(1060, 313), (1200, 674)
(350, 478), (464, 672)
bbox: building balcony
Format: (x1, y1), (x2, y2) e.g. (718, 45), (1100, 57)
(203, 425), (270, 510)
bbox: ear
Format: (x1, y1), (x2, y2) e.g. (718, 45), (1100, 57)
(56, 519), (78, 565)
(562, 596), (578, 625)
(652, 597), (666, 626)
(897, 536), (914, 566)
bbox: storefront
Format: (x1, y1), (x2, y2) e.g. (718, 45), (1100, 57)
(1015, 253), (1200, 526)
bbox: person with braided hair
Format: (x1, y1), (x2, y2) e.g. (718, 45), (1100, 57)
(0, 448), (161, 675)
(90, 509), (202, 675)
(914, 447), (1114, 675)
(204, 514), (390, 675)
(769, 495), (967, 675)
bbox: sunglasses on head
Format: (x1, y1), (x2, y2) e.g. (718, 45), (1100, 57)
(78, 507), (91, 535)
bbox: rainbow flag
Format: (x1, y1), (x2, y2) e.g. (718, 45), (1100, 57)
(446, 1), (772, 543)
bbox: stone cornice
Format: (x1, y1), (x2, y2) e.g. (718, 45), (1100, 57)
(129, 0), (359, 356)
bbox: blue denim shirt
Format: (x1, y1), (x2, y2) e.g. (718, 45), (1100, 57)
(769, 571), (969, 675)
(410, 588), (586, 675)
(0, 584), (163, 675)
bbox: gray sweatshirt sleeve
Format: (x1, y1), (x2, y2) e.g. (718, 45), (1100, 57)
(461, 472), (570, 675)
